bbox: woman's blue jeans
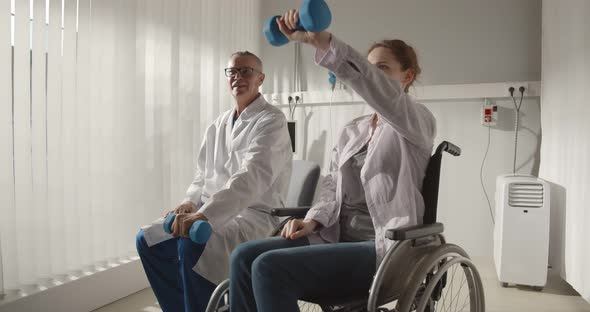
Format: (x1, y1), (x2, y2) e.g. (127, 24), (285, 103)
(229, 236), (376, 312)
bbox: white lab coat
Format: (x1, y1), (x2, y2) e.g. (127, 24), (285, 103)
(142, 95), (293, 284)
(304, 36), (437, 266)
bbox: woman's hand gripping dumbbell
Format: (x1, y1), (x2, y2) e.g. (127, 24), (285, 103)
(263, 0), (332, 46)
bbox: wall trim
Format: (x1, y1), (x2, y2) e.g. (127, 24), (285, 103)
(0, 258), (149, 312)
(264, 81), (541, 106)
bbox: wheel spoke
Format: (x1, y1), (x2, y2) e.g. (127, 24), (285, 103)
(458, 294), (470, 312)
(449, 265), (457, 312)
(449, 267), (467, 311)
(437, 264), (475, 312)
(440, 264), (452, 311)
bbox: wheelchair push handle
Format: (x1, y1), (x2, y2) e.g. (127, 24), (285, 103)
(163, 213), (212, 244)
(436, 141), (461, 157)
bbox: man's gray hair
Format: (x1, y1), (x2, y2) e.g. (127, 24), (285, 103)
(230, 51), (263, 72)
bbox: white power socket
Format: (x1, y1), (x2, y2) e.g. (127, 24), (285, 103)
(481, 99), (497, 126)
(291, 92), (304, 105)
(504, 82), (529, 97)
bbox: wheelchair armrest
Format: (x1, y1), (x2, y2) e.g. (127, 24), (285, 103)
(270, 207), (311, 217)
(385, 222), (444, 241)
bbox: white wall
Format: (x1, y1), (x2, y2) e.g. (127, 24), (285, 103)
(263, 0), (542, 258)
(278, 95), (540, 258)
(259, 0), (542, 93)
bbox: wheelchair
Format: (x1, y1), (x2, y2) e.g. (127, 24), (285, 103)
(206, 141), (485, 312)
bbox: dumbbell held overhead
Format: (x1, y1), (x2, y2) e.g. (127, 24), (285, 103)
(163, 213), (212, 244)
(263, 0), (332, 46)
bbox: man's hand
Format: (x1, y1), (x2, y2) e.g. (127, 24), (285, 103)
(280, 218), (319, 240)
(172, 212), (208, 238)
(165, 201), (197, 218)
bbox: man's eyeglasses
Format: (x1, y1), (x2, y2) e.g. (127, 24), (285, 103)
(224, 67), (261, 78)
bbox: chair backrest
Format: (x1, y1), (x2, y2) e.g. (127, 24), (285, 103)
(285, 160), (321, 207)
(421, 141), (461, 225)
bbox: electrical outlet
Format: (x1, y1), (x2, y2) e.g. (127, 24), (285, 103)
(291, 92), (304, 104)
(505, 83), (516, 97)
(518, 84), (527, 96)
(505, 82), (529, 97)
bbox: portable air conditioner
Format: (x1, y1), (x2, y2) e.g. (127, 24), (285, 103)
(493, 174), (550, 290)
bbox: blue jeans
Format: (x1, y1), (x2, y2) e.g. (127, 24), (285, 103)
(135, 230), (216, 312)
(230, 236), (376, 312)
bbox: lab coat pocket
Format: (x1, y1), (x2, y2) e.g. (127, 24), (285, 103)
(365, 173), (396, 205)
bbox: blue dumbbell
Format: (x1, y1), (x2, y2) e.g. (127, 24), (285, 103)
(263, 0), (332, 46)
(163, 213), (212, 244)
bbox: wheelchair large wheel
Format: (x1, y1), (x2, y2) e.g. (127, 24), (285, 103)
(397, 244), (485, 312)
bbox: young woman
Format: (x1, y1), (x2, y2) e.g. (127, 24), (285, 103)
(228, 9), (436, 312)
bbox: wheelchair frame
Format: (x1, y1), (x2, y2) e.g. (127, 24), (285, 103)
(206, 141), (485, 312)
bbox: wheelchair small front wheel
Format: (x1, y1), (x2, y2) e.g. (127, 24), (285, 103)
(206, 279), (230, 312)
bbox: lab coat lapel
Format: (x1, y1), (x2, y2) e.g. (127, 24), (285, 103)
(225, 110), (235, 153)
(338, 117), (372, 168)
(229, 95), (266, 151)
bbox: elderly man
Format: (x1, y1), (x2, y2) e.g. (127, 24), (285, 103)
(135, 51), (292, 312)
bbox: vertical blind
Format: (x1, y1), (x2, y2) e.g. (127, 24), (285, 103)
(0, 0), (260, 294)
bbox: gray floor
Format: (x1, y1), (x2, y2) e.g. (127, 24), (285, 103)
(93, 257), (590, 312)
